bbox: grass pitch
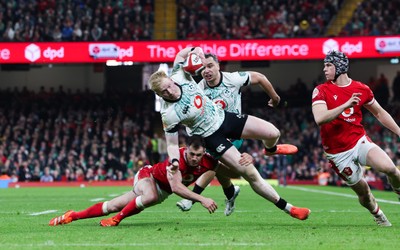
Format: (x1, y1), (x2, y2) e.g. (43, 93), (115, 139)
(1, 184), (399, 250)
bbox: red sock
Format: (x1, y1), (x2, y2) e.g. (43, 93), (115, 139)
(72, 202), (105, 220)
(113, 198), (143, 222)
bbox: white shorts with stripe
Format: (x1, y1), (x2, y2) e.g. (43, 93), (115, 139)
(325, 135), (377, 186)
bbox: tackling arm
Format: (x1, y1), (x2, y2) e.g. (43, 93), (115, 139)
(165, 132), (180, 166)
(167, 167), (217, 213)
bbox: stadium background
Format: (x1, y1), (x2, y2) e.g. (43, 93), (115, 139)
(0, 0), (399, 191)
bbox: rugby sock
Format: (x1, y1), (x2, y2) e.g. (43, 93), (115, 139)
(113, 196), (144, 222)
(191, 184), (204, 204)
(72, 202), (105, 220)
(223, 184), (235, 200)
(274, 198), (293, 213)
(371, 205), (380, 216)
(193, 184), (204, 194)
(265, 145), (277, 153)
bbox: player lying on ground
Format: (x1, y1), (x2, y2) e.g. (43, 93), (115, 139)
(49, 135), (252, 227)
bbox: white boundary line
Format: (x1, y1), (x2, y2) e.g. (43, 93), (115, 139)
(2, 242), (270, 247)
(29, 210), (58, 216)
(287, 186), (400, 205)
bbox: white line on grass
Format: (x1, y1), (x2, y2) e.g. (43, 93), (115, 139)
(287, 186), (400, 205)
(29, 210), (58, 216)
(89, 198), (105, 202)
(3, 242), (270, 247)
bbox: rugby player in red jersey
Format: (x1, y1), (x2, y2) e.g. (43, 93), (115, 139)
(312, 50), (400, 226)
(49, 135), (252, 226)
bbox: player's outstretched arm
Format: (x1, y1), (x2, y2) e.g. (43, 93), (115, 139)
(167, 164), (217, 214)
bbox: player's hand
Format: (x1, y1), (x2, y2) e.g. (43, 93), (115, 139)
(200, 198), (218, 214)
(239, 152), (254, 166)
(346, 93), (361, 107)
(268, 96), (281, 108)
(167, 161), (180, 178)
(268, 96), (283, 108)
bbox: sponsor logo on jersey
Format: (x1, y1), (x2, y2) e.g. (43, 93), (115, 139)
(194, 95), (203, 108)
(342, 107), (354, 117)
(333, 95), (337, 100)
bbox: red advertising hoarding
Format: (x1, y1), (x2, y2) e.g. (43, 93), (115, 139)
(0, 36), (399, 64)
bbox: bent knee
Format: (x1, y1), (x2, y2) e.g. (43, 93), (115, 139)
(107, 202), (124, 213)
(380, 165), (400, 176)
(142, 193), (159, 206)
(242, 166), (262, 182)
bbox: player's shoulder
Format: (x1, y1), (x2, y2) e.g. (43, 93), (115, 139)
(222, 71), (249, 85)
(350, 79), (370, 90)
(201, 152), (219, 168)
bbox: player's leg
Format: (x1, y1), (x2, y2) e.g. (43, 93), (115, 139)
(176, 171), (216, 211)
(351, 179), (392, 226)
(220, 146), (310, 220)
(101, 177), (161, 226)
(241, 115), (298, 155)
(365, 146), (400, 196)
(49, 191), (136, 226)
(215, 171), (240, 216)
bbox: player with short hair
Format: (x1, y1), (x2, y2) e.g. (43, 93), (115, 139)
(49, 136), (252, 227)
(311, 50), (400, 226)
(177, 52), (285, 216)
(149, 46), (310, 221)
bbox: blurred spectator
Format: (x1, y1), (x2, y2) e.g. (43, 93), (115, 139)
(375, 73), (390, 107)
(392, 71), (400, 103)
(40, 166), (54, 182)
(0, 1), (154, 42)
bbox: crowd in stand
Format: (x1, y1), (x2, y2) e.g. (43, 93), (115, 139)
(0, 0), (154, 42)
(0, 1), (399, 190)
(0, 75), (399, 190)
(341, 0), (400, 36)
(177, 0), (341, 40)
(1, 0), (399, 42)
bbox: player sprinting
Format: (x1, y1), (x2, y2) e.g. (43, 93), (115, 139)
(177, 53), (287, 216)
(311, 50), (400, 226)
(149, 46), (310, 221)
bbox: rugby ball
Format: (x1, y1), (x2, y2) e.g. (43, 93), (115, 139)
(183, 53), (205, 76)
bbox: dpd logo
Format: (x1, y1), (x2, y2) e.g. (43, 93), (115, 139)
(25, 44), (41, 62)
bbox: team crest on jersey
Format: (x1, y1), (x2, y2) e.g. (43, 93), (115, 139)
(214, 99), (226, 109)
(312, 88), (319, 99)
